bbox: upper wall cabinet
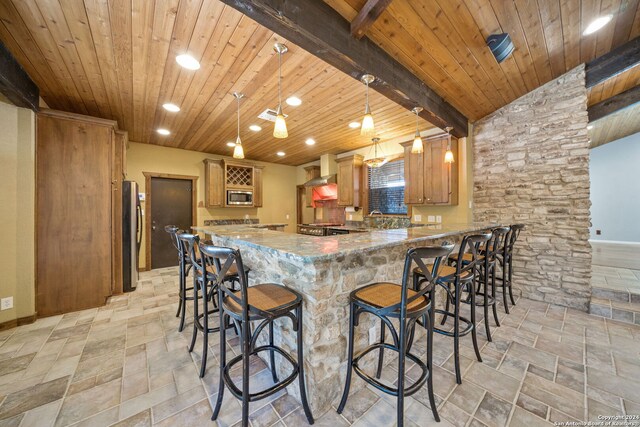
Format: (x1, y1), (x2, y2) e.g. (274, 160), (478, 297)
(336, 154), (363, 207)
(402, 134), (459, 206)
(203, 158), (264, 208)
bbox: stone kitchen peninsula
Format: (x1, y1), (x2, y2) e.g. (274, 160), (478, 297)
(192, 223), (495, 415)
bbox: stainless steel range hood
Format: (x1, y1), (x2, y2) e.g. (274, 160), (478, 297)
(304, 174), (336, 187)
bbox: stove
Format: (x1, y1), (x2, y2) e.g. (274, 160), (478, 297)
(297, 223), (344, 236)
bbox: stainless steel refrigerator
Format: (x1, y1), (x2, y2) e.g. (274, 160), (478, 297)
(123, 181), (142, 292)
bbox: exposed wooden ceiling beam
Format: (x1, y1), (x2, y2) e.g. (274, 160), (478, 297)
(0, 41), (39, 111)
(586, 37), (640, 88)
(350, 0), (393, 40)
(218, 0), (468, 138)
(588, 84), (640, 122)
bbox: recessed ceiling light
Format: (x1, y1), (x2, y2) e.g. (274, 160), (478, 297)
(277, 151), (286, 157)
(583, 15), (613, 36)
(286, 96), (302, 106)
(348, 121), (361, 129)
(162, 103), (180, 112)
(249, 125), (262, 132)
(176, 54), (200, 70)
(587, 124), (593, 130)
(305, 138), (316, 146)
(226, 142), (236, 147)
(157, 128), (170, 135)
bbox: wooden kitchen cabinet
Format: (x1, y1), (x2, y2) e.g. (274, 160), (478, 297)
(402, 134), (458, 206)
(336, 154), (363, 207)
(203, 158), (264, 207)
(304, 166), (320, 207)
(203, 159), (224, 207)
(36, 109), (124, 316)
(253, 165), (264, 207)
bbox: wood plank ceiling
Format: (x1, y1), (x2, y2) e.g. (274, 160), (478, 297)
(588, 63), (640, 147)
(1, 0), (639, 164)
(324, 0), (640, 121)
(0, 0), (433, 166)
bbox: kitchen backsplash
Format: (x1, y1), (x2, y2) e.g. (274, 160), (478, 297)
(203, 218), (259, 226)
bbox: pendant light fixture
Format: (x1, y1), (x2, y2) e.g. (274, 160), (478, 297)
(444, 126), (455, 163)
(233, 92), (245, 159)
(360, 74), (375, 137)
(364, 137), (387, 168)
(411, 106), (424, 154)
(273, 43), (288, 139)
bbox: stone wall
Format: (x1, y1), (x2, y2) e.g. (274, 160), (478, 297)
(473, 65), (592, 310)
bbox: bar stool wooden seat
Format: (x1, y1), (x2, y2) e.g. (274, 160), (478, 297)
(165, 225), (193, 332)
(202, 243), (314, 427)
(338, 245), (454, 426)
(415, 232), (492, 384)
(495, 224), (525, 313)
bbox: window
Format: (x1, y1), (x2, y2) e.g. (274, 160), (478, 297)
(367, 158), (408, 215)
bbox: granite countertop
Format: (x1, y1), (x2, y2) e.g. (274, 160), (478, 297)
(192, 222), (497, 262)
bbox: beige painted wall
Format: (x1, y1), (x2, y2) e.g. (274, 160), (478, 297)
(0, 100), (35, 324)
(296, 127), (473, 225)
(126, 142), (298, 270)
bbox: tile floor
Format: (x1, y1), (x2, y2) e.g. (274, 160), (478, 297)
(0, 267), (639, 427)
(590, 265), (640, 325)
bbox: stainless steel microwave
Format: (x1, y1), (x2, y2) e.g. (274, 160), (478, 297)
(227, 190), (253, 205)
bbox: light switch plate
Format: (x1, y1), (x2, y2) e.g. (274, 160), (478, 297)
(348, 214), (353, 220)
(414, 214), (422, 222)
(436, 216), (442, 223)
(138, 193), (145, 201)
(428, 215), (435, 222)
(285, 214), (290, 220)
(1, 297), (13, 311)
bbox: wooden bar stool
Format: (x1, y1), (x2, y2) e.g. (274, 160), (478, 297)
(416, 233), (491, 384)
(451, 226), (510, 342)
(165, 225), (192, 332)
(202, 243), (314, 427)
(338, 245), (454, 426)
(177, 233), (241, 378)
(495, 224), (525, 313)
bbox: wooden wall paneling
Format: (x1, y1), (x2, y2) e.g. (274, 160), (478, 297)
(594, 0), (623, 58)
(36, 112), (115, 316)
(513, 0), (553, 84)
(111, 131), (126, 294)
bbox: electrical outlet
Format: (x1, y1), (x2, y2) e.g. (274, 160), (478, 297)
(1, 297), (13, 311)
(414, 214), (422, 222)
(596, 229), (601, 235)
(285, 214), (290, 220)
(468, 201), (473, 209)
(428, 215), (435, 222)
(436, 215), (442, 223)
(348, 214), (353, 220)
(369, 326), (377, 345)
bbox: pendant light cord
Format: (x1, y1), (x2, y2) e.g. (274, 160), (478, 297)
(278, 51), (282, 108)
(237, 96), (240, 138)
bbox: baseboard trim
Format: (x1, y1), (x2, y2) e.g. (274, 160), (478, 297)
(0, 314), (37, 332)
(590, 239), (640, 247)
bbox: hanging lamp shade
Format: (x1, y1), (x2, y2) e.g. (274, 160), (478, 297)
(444, 126), (454, 163)
(363, 137), (387, 168)
(273, 43), (288, 139)
(411, 107), (423, 154)
(233, 92), (245, 159)
(360, 74), (375, 137)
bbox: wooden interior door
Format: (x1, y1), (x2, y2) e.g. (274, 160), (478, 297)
(36, 114), (113, 316)
(150, 177), (193, 269)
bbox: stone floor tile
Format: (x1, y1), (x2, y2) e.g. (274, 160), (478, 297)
(121, 369), (149, 402)
(516, 392), (549, 419)
(439, 400), (470, 427)
(464, 362), (520, 402)
(54, 378), (121, 426)
(497, 354), (528, 380)
(68, 406), (119, 427)
(587, 367), (640, 404)
(152, 398), (210, 426)
(509, 406), (552, 426)
(0, 376), (69, 420)
(520, 373), (585, 420)
(118, 382), (177, 421)
(0, 413), (23, 427)
(473, 392), (512, 427)
(17, 398), (62, 427)
(0, 353), (36, 377)
(248, 404), (279, 427)
(151, 385), (206, 423)
(507, 342), (557, 372)
(447, 382), (485, 415)
(271, 394), (300, 419)
(338, 386), (379, 423)
(588, 398), (620, 422)
(111, 408), (151, 427)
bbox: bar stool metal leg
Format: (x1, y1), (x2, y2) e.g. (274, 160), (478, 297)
(296, 305), (314, 424)
(269, 320), (278, 383)
(337, 304), (355, 413)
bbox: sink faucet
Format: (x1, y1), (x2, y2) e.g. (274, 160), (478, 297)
(370, 210), (383, 216)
